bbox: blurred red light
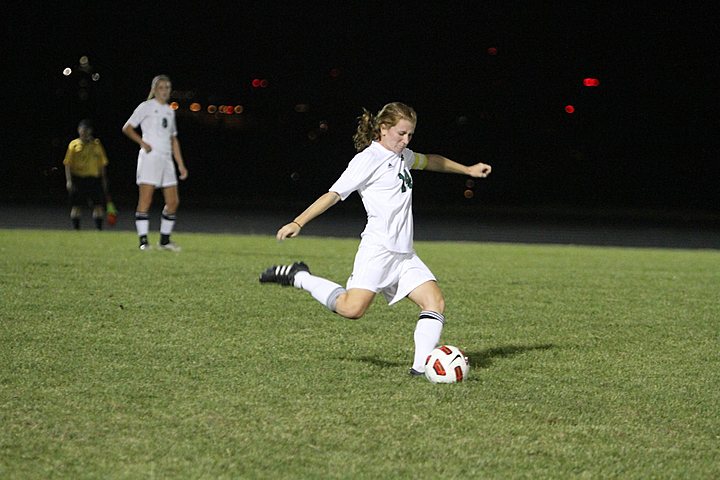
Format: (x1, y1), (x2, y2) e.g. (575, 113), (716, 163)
(487, 47), (498, 56)
(564, 105), (575, 114)
(251, 79), (261, 88)
(583, 78), (600, 87)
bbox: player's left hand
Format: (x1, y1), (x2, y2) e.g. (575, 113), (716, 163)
(468, 162), (492, 178)
(178, 166), (189, 180)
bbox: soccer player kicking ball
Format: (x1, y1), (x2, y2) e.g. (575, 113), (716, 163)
(260, 102), (491, 376)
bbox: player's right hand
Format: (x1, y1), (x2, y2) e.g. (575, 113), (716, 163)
(276, 222), (301, 241)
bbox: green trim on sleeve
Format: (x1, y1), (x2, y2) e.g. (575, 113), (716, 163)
(413, 152), (428, 170)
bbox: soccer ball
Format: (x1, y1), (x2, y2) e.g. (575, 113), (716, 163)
(424, 345), (469, 383)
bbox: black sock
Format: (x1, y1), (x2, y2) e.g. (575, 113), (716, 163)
(94, 217), (103, 230)
(139, 235), (149, 247)
(72, 218), (80, 230)
(160, 234), (170, 245)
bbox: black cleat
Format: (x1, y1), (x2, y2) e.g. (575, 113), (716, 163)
(259, 262), (310, 286)
(409, 368), (425, 377)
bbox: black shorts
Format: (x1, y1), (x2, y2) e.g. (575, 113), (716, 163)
(69, 175), (104, 207)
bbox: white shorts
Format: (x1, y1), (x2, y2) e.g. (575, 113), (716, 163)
(346, 244), (436, 305)
(136, 150), (177, 188)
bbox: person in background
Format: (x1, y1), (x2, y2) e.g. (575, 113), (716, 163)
(63, 119), (108, 230)
(122, 74), (188, 251)
(259, 102), (492, 376)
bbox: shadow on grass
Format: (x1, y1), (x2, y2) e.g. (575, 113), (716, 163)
(340, 344), (555, 374)
(350, 356), (405, 369)
(465, 343), (555, 369)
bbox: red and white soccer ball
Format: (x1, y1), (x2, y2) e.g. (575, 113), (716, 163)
(424, 345), (470, 383)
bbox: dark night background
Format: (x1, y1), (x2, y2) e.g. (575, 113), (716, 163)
(3, 2), (719, 224)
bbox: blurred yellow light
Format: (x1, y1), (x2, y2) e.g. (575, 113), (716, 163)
(63, 67), (72, 76)
(234, 105), (244, 114)
(207, 105), (217, 113)
(463, 189), (474, 199)
(190, 103), (201, 112)
(170, 102), (179, 110)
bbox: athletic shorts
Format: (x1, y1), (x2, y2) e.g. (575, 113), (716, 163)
(346, 244), (437, 305)
(136, 150), (177, 188)
(69, 175), (104, 207)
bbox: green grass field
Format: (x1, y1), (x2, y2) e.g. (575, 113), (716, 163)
(1, 229), (719, 479)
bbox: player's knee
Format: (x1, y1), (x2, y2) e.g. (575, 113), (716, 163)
(336, 298), (369, 319)
(337, 305), (366, 319)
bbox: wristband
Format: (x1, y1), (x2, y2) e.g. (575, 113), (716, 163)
(292, 221), (303, 228)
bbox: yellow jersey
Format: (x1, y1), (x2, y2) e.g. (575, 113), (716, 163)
(63, 138), (108, 177)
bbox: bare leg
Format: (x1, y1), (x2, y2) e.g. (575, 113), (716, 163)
(334, 288), (377, 319)
(136, 184), (155, 213)
(161, 185), (179, 214)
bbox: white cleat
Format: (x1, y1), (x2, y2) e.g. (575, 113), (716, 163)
(157, 242), (181, 252)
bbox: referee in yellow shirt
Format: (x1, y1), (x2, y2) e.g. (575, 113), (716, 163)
(63, 119), (109, 230)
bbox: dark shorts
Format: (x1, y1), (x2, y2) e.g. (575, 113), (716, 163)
(69, 176), (104, 207)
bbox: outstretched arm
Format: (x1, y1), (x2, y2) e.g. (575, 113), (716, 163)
(276, 191), (341, 240)
(425, 154), (491, 178)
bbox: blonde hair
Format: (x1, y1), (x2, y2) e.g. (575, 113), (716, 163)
(147, 74), (172, 100)
(352, 102), (417, 152)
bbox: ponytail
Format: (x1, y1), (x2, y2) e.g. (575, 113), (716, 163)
(353, 108), (376, 151)
(352, 102), (417, 152)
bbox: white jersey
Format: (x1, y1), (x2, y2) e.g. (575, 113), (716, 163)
(124, 99), (177, 154)
(329, 141), (428, 253)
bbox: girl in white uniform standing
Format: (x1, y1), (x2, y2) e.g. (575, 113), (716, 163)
(260, 102), (492, 376)
(122, 75), (188, 251)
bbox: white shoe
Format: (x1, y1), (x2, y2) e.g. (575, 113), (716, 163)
(139, 243), (152, 251)
(157, 242), (181, 252)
